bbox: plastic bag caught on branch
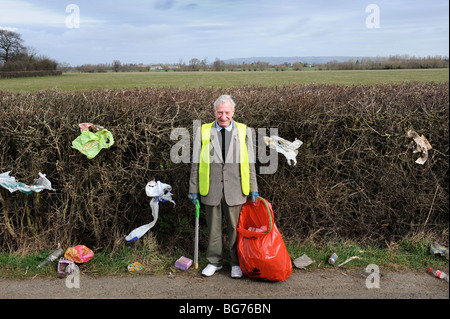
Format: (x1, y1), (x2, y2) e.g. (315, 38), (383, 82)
(125, 180), (176, 242)
(0, 171), (55, 194)
(263, 135), (303, 166)
(407, 130), (432, 165)
(72, 123), (114, 159)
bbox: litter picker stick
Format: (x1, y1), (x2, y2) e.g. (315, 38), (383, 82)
(194, 199), (200, 269)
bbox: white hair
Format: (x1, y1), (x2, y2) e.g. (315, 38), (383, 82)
(213, 94), (235, 109)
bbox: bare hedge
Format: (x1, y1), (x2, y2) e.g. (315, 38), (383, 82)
(0, 83), (448, 252)
(0, 70), (62, 79)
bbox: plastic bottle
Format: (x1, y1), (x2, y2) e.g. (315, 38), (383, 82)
(36, 248), (64, 269)
(428, 267), (449, 283)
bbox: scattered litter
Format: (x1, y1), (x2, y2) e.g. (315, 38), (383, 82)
(328, 253), (338, 265)
(125, 180), (176, 242)
(336, 256), (361, 268)
(0, 171), (55, 194)
(175, 256), (193, 271)
(428, 267), (449, 283)
(72, 123), (114, 159)
(36, 247), (64, 269)
(430, 242), (449, 260)
(167, 271), (176, 279)
(263, 135), (303, 166)
(58, 258), (75, 275)
(293, 254), (315, 269)
(127, 261), (144, 272)
(64, 245), (94, 263)
(78, 123), (104, 133)
(407, 130), (432, 165)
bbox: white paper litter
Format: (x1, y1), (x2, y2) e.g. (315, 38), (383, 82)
(336, 256), (361, 267)
(407, 130), (432, 165)
(293, 254), (315, 269)
(125, 180), (175, 242)
(263, 135), (303, 166)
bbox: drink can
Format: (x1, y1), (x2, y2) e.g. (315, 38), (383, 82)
(328, 253), (338, 265)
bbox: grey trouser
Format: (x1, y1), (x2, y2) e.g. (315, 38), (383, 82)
(205, 194), (242, 267)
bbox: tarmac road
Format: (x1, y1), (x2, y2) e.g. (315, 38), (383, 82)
(1, 268), (448, 299)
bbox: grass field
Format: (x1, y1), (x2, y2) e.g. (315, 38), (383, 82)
(1, 68), (448, 91)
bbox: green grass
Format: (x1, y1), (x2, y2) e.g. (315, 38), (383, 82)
(1, 235), (447, 279)
(286, 237), (448, 271)
(0, 69), (448, 92)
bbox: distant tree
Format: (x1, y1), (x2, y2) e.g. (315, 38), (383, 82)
(189, 58), (200, 71)
(0, 29), (26, 63)
(213, 58), (225, 71)
(200, 57), (209, 71)
(112, 60), (121, 72)
(177, 59), (187, 71)
(292, 62), (303, 71)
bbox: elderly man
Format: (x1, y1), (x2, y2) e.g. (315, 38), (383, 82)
(189, 94), (259, 278)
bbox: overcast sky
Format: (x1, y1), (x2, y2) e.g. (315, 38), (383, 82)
(0, 0), (448, 66)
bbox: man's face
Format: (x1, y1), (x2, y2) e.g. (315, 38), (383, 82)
(214, 101), (235, 128)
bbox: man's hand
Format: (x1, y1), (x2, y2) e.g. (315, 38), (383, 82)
(188, 193), (199, 204)
(251, 192), (259, 203)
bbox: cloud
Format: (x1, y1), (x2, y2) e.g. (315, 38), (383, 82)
(1, 0), (447, 65)
(154, 0), (176, 10)
(0, 0), (103, 28)
(0, 26), (18, 32)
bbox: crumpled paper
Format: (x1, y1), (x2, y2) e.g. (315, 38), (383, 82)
(407, 130), (432, 165)
(125, 180), (175, 242)
(0, 171), (55, 194)
(263, 135), (303, 166)
(293, 254), (315, 269)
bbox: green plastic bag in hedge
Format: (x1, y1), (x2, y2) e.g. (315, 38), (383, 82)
(72, 129), (114, 159)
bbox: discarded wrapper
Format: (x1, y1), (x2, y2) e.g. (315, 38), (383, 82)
(127, 261), (144, 272)
(293, 254), (314, 269)
(263, 135), (303, 166)
(0, 171), (55, 194)
(431, 242), (449, 260)
(175, 256), (193, 271)
(407, 130), (432, 165)
(125, 180), (176, 242)
(78, 123), (104, 133)
(64, 245), (94, 263)
(57, 258), (75, 274)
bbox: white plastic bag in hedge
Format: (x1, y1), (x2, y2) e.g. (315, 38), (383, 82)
(263, 136), (303, 166)
(407, 130), (432, 165)
(125, 180), (175, 242)
(0, 171), (55, 194)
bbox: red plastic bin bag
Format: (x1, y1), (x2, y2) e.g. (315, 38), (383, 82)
(236, 197), (292, 281)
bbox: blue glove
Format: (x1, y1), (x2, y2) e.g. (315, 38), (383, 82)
(188, 193), (199, 205)
(251, 192), (259, 203)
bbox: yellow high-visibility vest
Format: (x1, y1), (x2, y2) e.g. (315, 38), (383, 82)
(199, 121), (250, 196)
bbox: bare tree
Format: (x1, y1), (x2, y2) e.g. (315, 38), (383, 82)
(112, 60), (121, 72)
(0, 29), (26, 63)
(189, 58), (200, 71)
(213, 58), (226, 71)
